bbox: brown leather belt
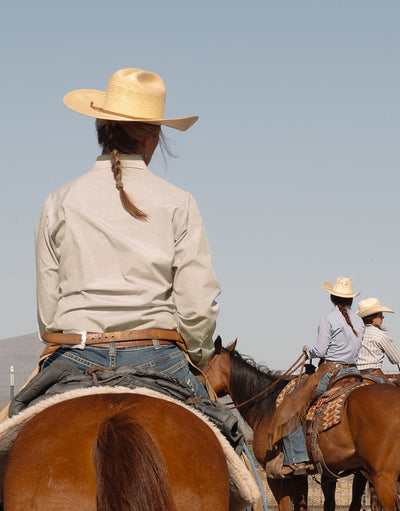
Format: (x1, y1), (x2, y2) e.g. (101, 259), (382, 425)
(324, 360), (356, 368)
(42, 328), (186, 350)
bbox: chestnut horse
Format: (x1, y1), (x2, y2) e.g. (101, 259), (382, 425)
(2, 392), (237, 510)
(204, 338), (400, 511)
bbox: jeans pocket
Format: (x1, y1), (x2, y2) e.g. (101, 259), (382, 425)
(135, 353), (186, 375)
(61, 351), (108, 371)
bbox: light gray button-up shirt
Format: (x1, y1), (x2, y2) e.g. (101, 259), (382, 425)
(306, 306), (364, 364)
(35, 155), (220, 368)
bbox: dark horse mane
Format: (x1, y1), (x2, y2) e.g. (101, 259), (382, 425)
(226, 347), (289, 425)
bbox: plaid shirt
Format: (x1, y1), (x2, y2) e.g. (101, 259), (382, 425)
(357, 324), (400, 370)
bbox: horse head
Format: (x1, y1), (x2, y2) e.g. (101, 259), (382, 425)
(204, 336), (236, 397)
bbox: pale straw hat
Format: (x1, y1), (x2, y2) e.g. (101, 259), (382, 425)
(322, 276), (360, 298)
(357, 297), (394, 318)
(63, 68), (198, 131)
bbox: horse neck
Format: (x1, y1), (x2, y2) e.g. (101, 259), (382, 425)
(228, 352), (281, 431)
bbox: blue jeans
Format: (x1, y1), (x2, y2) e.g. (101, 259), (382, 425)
(317, 366), (360, 396)
(41, 342), (209, 398)
(282, 425), (309, 465)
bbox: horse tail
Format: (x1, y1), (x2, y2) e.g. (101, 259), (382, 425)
(95, 410), (177, 511)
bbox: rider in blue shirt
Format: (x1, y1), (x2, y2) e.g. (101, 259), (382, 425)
(281, 276), (364, 476)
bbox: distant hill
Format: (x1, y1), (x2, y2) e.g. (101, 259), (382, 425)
(0, 333), (43, 400)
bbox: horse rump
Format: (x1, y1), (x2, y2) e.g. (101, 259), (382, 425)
(95, 410), (177, 511)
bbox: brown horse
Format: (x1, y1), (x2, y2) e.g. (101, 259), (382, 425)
(1, 391), (245, 510)
(204, 338), (400, 511)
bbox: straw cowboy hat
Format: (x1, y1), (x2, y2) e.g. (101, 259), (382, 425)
(357, 297), (394, 318)
(322, 276), (360, 298)
(63, 68), (198, 131)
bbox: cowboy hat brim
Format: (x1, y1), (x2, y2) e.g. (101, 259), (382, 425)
(357, 305), (394, 318)
(322, 281), (360, 298)
(63, 89), (198, 131)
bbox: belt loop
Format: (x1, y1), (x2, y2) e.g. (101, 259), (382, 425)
(109, 342), (116, 366)
(152, 339), (161, 350)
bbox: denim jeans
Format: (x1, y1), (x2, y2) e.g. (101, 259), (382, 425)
(41, 341), (209, 398)
(282, 425), (309, 465)
(317, 366), (360, 397)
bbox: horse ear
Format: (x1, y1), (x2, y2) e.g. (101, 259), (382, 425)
(214, 335), (222, 354)
(226, 338), (237, 352)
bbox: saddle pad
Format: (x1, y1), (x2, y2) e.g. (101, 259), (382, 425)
(0, 386), (260, 507)
(306, 382), (371, 433)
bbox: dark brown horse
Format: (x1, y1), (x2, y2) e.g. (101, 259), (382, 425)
(2, 391), (242, 510)
(204, 338), (400, 511)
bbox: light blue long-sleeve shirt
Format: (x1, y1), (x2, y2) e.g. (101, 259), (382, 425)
(306, 306), (365, 364)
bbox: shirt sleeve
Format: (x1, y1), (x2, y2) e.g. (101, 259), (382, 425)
(172, 193), (220, 369)
(306, 315), (330, 360)
(379, 332), (400, 365)
(34, 196), (60, 337)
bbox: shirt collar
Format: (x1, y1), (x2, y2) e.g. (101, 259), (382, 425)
(94, 154), (148, 171)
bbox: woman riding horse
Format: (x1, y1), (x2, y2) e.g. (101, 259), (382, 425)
(35, 67), (220, 395)
(0, 68), (262, 511)
(278, 276), (364, 476)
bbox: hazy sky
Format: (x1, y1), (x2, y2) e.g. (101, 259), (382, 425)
(1, 1), (400, 371)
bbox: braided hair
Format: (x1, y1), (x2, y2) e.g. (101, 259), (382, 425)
(331, 295), (359, 336)
(96, 119), (162, 220)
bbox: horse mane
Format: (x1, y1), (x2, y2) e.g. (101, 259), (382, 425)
(227, 348), (288, 425)
(95, 406), (177, 511)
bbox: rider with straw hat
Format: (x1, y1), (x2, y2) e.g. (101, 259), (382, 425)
(305, 276), (365, 393)
(357, 297), (400, 380)
(35, 68), (220, 397)
(275, 276), (365, 476)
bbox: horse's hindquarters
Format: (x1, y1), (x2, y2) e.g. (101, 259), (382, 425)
(3, 392), (231, 510)
(318, 384), (400, 510)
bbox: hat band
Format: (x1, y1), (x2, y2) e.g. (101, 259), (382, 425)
(90, 101), (160, 121)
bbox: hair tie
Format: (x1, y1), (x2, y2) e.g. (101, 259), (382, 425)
(115, 175), (124, 191)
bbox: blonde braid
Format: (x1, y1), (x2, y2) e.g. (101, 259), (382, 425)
(337, 303), (358, 337)
(110, 149), (148, 220)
